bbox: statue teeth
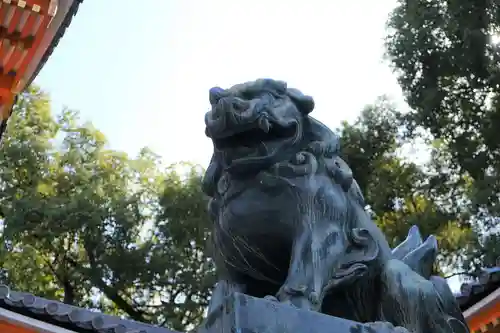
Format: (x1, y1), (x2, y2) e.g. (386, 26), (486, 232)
(258, 117), (270, 133)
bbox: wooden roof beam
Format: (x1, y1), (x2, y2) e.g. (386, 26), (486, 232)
(0, 307), (78, 333)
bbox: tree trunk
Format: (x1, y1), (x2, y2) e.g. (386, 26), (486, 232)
(84, 245), (147, 322)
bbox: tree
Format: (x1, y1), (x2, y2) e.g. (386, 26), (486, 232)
(153, 164), (214, 329)
(0, 87), (213, 331)
(0, 85), (483, 331)
(0, 87), (65, 301)
(337, 97), (475, 268)
(385, 0), (500, 269)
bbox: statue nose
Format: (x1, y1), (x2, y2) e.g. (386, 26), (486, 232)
(209, 87), (225, 105)
(211, 98), (232, 120)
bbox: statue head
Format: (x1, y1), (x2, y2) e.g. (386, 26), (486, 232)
(203, 78), (364, 214)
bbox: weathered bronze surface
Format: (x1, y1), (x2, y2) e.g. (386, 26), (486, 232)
(201, 79), (469, 333)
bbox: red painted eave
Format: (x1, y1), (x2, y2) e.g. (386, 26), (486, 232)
(0, 307), (77, 333)
(0, 0), (79, 121)
(465, 287), (500, 333)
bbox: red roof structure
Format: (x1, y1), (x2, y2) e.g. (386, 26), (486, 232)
(458, 260), (500, 333)
(0, 0), (83, 141)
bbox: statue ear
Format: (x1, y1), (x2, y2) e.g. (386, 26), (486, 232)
(286, 88), (315, 114)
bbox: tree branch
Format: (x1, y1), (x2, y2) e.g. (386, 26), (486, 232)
(84, 244), (147, 323)
(443, 271), (472, 279)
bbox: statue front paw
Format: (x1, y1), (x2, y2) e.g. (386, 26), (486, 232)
(264, 295), (279, 302)
(364, 321), (411, 333)
(275, 285), (320, 311)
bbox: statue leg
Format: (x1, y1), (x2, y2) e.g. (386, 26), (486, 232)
(275, 220), (345, 311)
(206, 279), (246, 317)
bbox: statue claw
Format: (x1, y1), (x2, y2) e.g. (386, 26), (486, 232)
(264, 295), (279, 302)
(308, 291), (320, 305)
(364, 321), (410, 333)
(274, 285), (319, 311)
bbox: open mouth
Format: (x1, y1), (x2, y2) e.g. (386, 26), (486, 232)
(211, 117), (300, 173)
(214, 118), (298, 150)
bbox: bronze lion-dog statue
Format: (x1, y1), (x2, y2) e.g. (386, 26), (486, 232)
(201, 79), (469, 333)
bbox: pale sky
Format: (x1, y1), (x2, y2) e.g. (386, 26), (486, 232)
(34, 0), (404, 167)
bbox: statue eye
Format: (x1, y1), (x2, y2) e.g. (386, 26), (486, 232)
(334, 158), (348, 170)
(240, 92), (254, 100)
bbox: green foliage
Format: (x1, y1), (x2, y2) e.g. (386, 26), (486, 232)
(337, 97), (474, 268)
(385, 0), (500, 270)
(0, 88), (212, 331)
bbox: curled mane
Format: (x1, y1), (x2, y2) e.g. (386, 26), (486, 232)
(299, 121), (384, 280)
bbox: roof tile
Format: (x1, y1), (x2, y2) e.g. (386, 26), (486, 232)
(457, 265), (500, 311)
(0, 285), (178, 333)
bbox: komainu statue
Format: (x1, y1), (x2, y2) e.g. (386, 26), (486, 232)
(201, 78), (469, 333)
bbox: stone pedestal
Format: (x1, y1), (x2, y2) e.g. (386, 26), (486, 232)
(198, 293), (404, 333)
